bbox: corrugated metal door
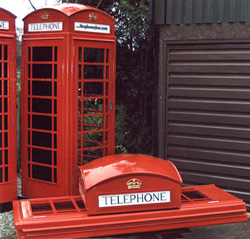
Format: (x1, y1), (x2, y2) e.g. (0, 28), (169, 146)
(165, 42), (250, 210)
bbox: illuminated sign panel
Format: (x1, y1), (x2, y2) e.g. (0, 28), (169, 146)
(0, 21), (9, 30)
(99, 191), (171, 207)
(75, 22), (110, 34)
(28, 22), (63, 32)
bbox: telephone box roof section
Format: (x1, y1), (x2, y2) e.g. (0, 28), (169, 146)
(0, 8), (16, 33)
(80, 154), (183, 191)
(153, 0), (250, 25)
(23, 3), (116, 35)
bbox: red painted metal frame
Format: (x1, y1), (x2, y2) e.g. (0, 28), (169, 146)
(21, 4), (116, 198)
(0, 8), (17, 206)
(13, 184), (247, 239)
(79, 154), (183, 215)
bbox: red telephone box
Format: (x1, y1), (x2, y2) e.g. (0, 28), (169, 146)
(0, 8), (17, 211)
(21, 4), (116, 198)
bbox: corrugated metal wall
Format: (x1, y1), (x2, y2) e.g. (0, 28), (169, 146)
(165, 42), (250, 210)
(153, 0), (250, 25)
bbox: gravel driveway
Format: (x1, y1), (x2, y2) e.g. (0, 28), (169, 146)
(0, 210), (16, 239)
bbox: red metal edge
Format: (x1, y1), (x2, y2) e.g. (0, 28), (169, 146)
(13, 185), (247, 239)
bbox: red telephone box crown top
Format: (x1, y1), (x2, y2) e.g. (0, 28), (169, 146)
(80, 154), (183, 191)
(23, 3), (116, 35)
(0, 8), (16, 33)
(79, 154), (183, 215)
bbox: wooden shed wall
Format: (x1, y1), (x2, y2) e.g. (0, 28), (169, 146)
(156, 23), (250, 210)
(153, 0), (250, 25)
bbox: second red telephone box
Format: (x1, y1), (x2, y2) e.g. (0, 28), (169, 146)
(0, 8), (17, 211)
(21, 3), (116, 198)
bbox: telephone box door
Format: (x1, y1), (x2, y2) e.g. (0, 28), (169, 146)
(0, 37), (16, 206)
(22, 40), (65, 197)
(75, 40), (115, 166)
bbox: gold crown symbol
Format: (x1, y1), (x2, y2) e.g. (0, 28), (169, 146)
(41, 12), (49, 20)
(89, 13), (97, 21)
(126, 178), (142, 190)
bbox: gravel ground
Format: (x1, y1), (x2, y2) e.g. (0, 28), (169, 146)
(0, 211), (16, 239)
(0, 173), (20, 239)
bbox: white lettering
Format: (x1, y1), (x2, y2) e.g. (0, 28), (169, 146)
(0, 21), (9, 30)
(28, 22), (63, 32)
(98, 191), (170, 208)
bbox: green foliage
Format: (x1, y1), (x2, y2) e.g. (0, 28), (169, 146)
(115, 104), (128, 154)
(113, 0), (154, 154)
(63, 0), (154, 154)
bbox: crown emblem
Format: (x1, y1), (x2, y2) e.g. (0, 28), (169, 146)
(89, 13), (97, 21)
(126, 178), (142, 190)
(41, 12), (49, 20)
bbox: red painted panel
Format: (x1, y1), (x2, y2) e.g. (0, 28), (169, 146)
(13, 185), (247, 239)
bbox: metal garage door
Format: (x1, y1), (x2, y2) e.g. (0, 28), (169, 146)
(165, 42), (250, 210)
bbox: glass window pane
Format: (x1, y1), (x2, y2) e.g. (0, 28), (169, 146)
(32, 98), (52, 114)
(106, 49), (109, 63)
(32, 131), (52, 148)
(0, 168), (2, 182)
(4, 167), (8, 182)
(84, 82), (103, 96)
(32, 164), (52, 182)
(84, 48), (104, 63)
(32, 148), (52, 165)
(4, 45), (8, 60)
(78, 47), (82, 62)
(4, 80), (7, 95)
(33, 47), (52, 62)
(4, 150), (8, 164)
(32, 64), (52, 79)
(83, 115), (103, 130)
(4, 63), (8, 78)
(32, 115), (52, 130)
(28, 47), (31, 61)
(4, 133), (8, 147)
(4, 115), (7, 130)
(84, 65), (104, 79)
(0, 150), (2, 165)
(32, 81), (52, 96)
(54, 47), (57, 62)
(4, 98), (7, 112)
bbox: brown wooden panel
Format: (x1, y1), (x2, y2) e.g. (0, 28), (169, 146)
(168, 99), (250, 113)
(168, 123), (250, 140)
(168, 135), (250, 152)
(168, 146), (250, 165)
(169, 87), (250, 100)
(169, 50), (250, 61)
(169, 63), (250, 74)
(170, 157), (250, 178)
(180, 172), (250, 192)
(169, 75), (250, 87)
(168, 112), (250, 126)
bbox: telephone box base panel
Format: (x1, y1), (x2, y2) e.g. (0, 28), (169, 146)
(13, 184), (247, 239)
